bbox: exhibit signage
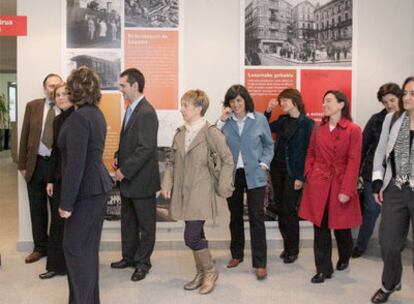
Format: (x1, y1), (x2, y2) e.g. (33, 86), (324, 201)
(0, 16), (27, 36)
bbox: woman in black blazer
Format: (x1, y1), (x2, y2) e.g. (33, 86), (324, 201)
(58, 67), (112, 304)
(264, 88), (314, 264)
(39, 83), (74, 279)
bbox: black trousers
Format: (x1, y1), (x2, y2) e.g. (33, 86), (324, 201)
(271, 164), (301, 255)
(46, 183), (66, 273)
(63, 193), (107, 304)
(27, 157), (50, 253)
(380, 183), (414, 290)
(184, 221), (207, 250)
(313, 207), (353, 275)
(227, 169), (267, 268)
(120, 195), (156, 271)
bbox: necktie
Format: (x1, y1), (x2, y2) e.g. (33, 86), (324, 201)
(124, 106), (133, 129)
(41, 102), (55, 149)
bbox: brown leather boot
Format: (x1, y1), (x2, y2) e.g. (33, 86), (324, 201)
(197, 249), (218, 295)
(184, 250), (203, 290)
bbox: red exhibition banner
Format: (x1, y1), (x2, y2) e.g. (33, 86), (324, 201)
(245, 69), (297, 119)
(124, 29), (178, 110)
(300, 69), (352, 121)
(0, 16), (27, 36)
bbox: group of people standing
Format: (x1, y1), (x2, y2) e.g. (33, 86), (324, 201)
(85, 14), (120, 43)
(18, 67), (414, 304)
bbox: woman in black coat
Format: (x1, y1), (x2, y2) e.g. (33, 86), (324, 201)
(265, 88), (314, 264)
(58, 67), (113, 304)
(39, 83), (74, 279)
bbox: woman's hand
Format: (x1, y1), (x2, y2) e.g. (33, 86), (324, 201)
(161, 190), (171, 199)
(220, 107), (232, 122)
(59, 208), (72, 219)
(373, 192), (383, 205)
(294, 180), (303, 190)
(266, 98), (278, 112)
(46, 183), (54, 197)
(338, 193), (350, 204)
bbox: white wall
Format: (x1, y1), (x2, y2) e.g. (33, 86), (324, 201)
(353, 0), (414, 127)
(17, 0), (414, 249)
(17, 0), (63, 247)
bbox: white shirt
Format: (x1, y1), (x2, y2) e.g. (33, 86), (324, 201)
(128, 95), (144, 113)
(38, 98), (61, 157)
(124, 95), (144, 127)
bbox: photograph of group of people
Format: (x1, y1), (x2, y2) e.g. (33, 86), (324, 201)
(66, 0), (123, 90)
(18, 61), (414, 303)
(67, 0), (122, 48)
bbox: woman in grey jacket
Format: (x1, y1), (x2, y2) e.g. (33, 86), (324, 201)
(371, 76), (414, 303)
(217, 84), (274, 280)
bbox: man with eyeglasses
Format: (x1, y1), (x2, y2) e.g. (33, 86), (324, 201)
(18, 73), (62, 264)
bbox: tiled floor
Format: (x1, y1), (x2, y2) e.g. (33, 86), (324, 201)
(0, 150), (413, 304)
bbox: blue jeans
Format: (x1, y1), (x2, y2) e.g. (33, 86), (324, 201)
(355, 180), (381, 252)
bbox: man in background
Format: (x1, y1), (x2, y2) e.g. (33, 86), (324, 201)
(18, 73), (62, 263)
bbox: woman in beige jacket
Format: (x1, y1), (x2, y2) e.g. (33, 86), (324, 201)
(161, 90), (234, 294)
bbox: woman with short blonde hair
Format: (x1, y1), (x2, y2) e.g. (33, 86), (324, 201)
(162, 89), (234, 294)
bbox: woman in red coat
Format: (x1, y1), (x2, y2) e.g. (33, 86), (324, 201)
(299, 90), (362, 283)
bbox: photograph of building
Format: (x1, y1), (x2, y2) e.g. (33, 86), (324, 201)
(245, 0), (352, 66)
(125, 0), (179, 28)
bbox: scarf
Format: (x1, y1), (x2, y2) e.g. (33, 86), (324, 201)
(394, 114), (414, 189)
(184, 117), (206, 153)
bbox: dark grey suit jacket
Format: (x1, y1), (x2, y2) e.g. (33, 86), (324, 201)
(58, 105), (113, 212)
(117, 97), (160, 198)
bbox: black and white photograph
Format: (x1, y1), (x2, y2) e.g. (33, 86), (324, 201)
(245, 0), (353, 66)
(67, 0), (122, 48)
(125, 0), (179, 28)
(66, 51), (121, 90)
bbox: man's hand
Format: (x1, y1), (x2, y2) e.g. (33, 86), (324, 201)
(115, 169), (125, 181)
(161, 190), (171, 199)
(19, 170), (26, 179)
(46, 183), (54, 197)
(58, 208), (72, 218)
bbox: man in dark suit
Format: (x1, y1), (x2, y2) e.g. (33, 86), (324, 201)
(111, 68), (160, 282)
(18, 73), (62, 263)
